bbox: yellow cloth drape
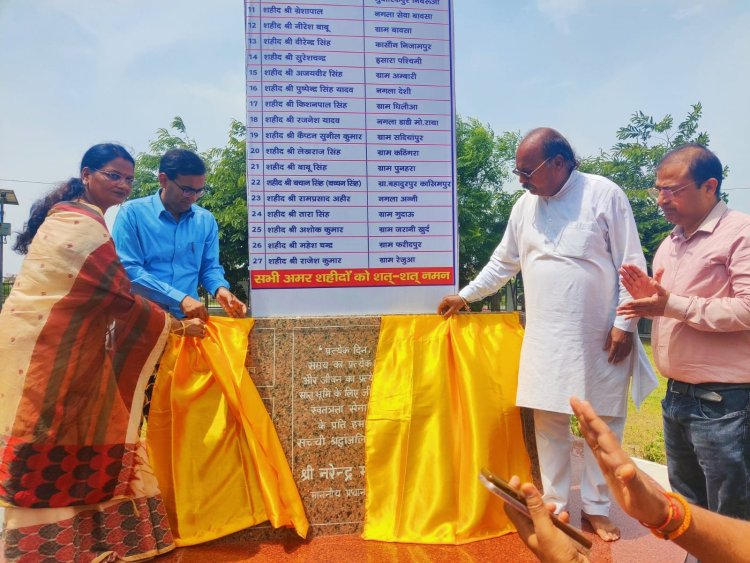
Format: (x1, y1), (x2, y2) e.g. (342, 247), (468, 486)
(146, 317), (309, 546)
(363, 313), (531, 544)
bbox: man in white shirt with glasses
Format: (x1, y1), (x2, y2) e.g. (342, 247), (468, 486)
(439, 127), (655, 541)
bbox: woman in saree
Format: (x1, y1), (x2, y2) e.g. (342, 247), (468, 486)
(0, 144), (204, 562)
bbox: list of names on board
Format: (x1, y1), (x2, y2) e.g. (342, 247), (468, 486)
(246, 0), (456, 297)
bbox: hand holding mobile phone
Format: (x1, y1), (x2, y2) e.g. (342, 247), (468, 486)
(480, 468), (592, 550)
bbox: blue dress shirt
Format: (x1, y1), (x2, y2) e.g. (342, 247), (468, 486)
(112, 191), (229, 318)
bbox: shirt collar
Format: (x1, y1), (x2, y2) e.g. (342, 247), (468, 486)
(150, 189), (195, 221)
(670, 200), (727, 240)
(545, 169), (579, 201)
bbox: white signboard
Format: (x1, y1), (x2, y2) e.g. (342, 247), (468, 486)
(245, 0), (457, 316)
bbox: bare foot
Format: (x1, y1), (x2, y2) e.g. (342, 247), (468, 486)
(581, 511), (621, 542)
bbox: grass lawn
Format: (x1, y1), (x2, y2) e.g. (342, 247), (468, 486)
(622, 340), (667, 463)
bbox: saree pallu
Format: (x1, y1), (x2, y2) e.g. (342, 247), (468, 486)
(146, 317), (308, 546)
(0, 202), (173, 562)
(363, 314), (532, 544)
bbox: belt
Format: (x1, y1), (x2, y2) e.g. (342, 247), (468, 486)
(668, 379), (750, 403)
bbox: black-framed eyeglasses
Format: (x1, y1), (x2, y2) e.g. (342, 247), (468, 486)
(171, 179), (208, 198)
(647, 182), (692, 200)
(93, 169), (135, 186)
(512, 157), (552, 180)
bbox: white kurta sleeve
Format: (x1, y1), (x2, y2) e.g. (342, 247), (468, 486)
(607, 188), (647, 332)
(458, 204), (522, 303)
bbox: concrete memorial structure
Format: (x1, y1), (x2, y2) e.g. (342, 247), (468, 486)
(231, 0), (537, 543)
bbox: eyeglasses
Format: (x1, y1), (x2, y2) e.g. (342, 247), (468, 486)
(93, 169), (135, 186)
(647, 182), (692, 199)
(171, 179), (208, 198)
(512, 157), (552, 180)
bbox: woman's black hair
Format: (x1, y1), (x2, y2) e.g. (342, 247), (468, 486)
(13, 143), (134, 254)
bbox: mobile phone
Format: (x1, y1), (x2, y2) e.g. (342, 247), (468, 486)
(480, 468), (592, 550)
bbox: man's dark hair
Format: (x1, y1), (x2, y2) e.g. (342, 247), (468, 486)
(531, 128), (580, 171)
(159, 148), (206, 180)
(659, 143), (723, 199)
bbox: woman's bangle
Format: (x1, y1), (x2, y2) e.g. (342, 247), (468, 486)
(170, 319), (187, 336)
(642, 491), (692, 541)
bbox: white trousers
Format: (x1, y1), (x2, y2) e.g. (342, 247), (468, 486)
(533, 409), (626, 516)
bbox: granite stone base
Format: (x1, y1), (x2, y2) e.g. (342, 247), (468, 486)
(221, 315), (538, 543)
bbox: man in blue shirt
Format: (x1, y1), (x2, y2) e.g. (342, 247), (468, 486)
(113, 148), (247, 320)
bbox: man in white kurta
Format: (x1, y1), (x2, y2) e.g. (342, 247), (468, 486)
(438, 128), (656, 541)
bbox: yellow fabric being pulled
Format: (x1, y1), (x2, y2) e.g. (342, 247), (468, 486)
(146, 317), (308, 546)
(363, 313), (531, 544)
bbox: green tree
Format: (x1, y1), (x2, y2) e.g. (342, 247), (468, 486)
(130, 116), (199, 200)
(455, 116), (521, 293)
(201, 119), (248, 298)
(130, 117), (249, 300)
(579, 102), (728, 266)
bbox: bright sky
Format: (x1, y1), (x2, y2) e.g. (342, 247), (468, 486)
(1, 0), (749, 276)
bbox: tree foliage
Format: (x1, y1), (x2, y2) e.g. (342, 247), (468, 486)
(200, 119), (248, 297)
(130, 116), (199, 200)
(455, 116), (522, 287)
(130, 117), (249, 299)
(579, 102), (727, 266)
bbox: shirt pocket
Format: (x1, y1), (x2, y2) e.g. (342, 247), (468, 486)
(180, 240), (203, 270)
(555, 221), (599, 257)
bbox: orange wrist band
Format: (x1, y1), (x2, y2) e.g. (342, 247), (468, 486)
(639, 492), (675, 531)
(644, 492), (692, 541)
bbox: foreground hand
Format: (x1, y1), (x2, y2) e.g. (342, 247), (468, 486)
(181, 295), (209, 321)
(182, 318), (207, 338)
(504, 477), (589, 563)
(570, 397), (671, 527)
(437, 294), (468, 319)
(215, 287), (248, 318)
(603, 326), (633, 364)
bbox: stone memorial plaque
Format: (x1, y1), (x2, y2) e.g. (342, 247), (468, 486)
(231, 316), (380, 542)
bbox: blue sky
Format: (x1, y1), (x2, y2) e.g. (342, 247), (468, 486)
(1, 0), (749, 275)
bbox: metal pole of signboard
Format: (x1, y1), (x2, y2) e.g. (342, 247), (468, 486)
(0, 189), (19, 310)
(0, 195), (6, 310)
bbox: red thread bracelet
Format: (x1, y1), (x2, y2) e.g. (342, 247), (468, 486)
(639, 491), (676, 531)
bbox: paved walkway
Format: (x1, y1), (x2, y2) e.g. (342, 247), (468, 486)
(634, 457), (671, 490)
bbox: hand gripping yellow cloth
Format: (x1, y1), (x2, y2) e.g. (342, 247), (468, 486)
(145, 317), (309, 546)
(363, 313), (532, 544)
